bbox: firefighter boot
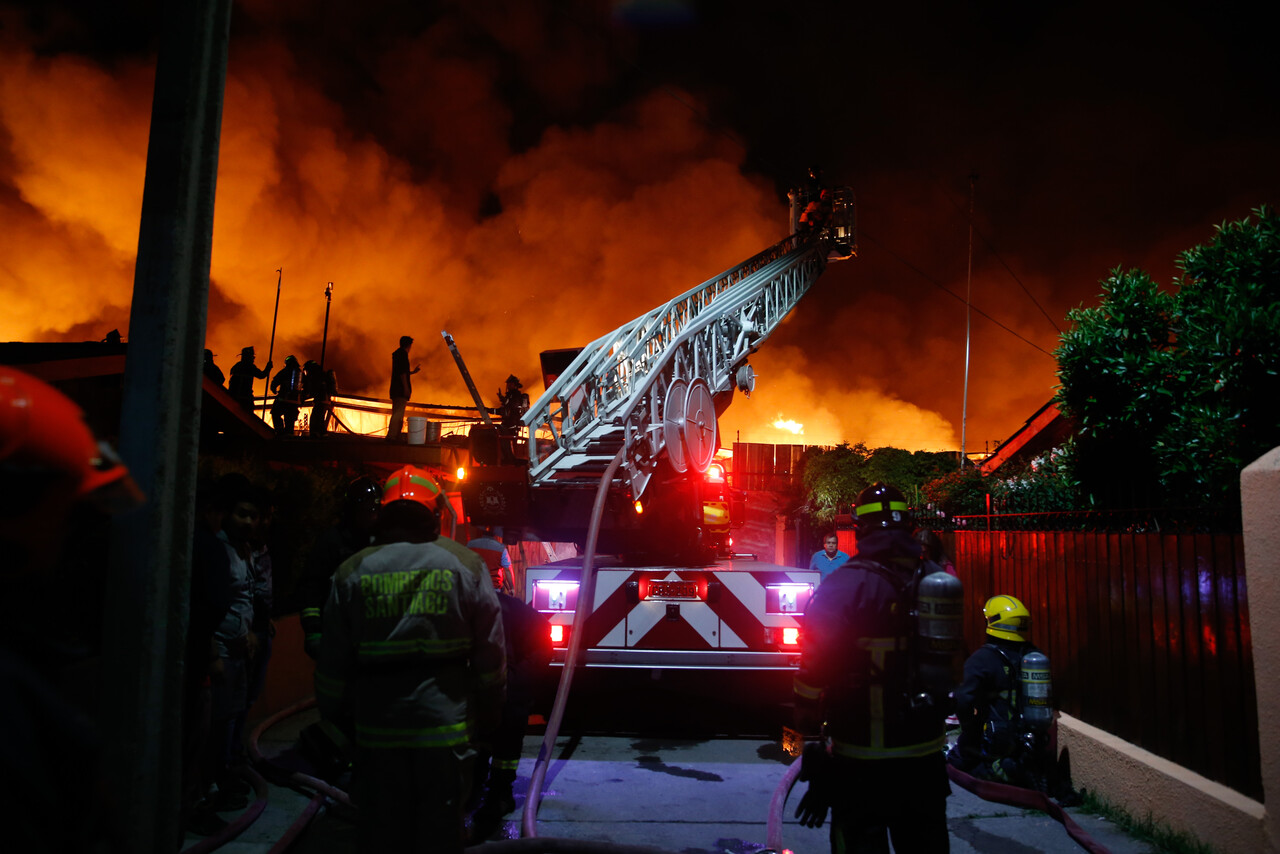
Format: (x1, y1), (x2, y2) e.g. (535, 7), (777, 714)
(483, 767), (517, 817)
(470, 774), (515, 841)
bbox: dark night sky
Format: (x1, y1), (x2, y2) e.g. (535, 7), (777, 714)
(2, 0), (1277, 451)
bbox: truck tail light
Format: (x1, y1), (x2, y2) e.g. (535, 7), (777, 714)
(549, 624), (568, 645)
(781, 627), (800, 646)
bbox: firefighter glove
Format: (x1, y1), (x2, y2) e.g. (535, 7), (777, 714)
(794, 741), (833, 828)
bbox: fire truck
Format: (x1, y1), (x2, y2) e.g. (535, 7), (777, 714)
(461, 184), (855, 673)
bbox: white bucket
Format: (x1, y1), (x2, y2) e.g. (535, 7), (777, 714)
(407, 416), (427, 445)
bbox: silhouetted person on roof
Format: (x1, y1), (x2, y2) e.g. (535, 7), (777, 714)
(270, 355), (304, 437)
(386, 335), (420, 443)
(203, 349), (225, 387)
(228, 346), (271, 413)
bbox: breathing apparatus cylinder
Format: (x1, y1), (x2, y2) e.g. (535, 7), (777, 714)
(915, 570), (965, 700)
(1020, 650), (1053, 731)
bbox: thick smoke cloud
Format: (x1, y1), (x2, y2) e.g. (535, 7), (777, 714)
(2, 1), (1277, 453)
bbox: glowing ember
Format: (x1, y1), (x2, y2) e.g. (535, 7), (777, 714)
(773, 418), (804, 435)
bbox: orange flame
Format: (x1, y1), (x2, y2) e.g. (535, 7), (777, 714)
(772, 417), (804, 435)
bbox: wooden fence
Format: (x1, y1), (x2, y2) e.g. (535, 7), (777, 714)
(949, 530), (1261, 800)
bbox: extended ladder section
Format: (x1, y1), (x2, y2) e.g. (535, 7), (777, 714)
(525, 232), (831, 498)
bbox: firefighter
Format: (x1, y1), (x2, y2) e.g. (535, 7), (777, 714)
(469, 542), (552, 837)
(792, 482), (956, 853)
(468, 526), (513, 596)
(296, 475), (380, 778)
(300, 476), (382, 659)
(228, 346), (271, 412)
(497, 374), (529, 439)
(315, 464), (506, 853)
(269, 355), (304, 436)
(302, 359), (326, 436)
(949, 595), (1072, 798)
(381, 464), (490, 578)
(203, 349), (225, 386)
(0, 366), (144, 850)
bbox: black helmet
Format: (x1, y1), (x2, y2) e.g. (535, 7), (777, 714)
(853, 482), (912, 535)
(344, 475), (382, 512)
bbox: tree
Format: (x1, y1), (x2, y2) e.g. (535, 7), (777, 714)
(921, 466), (989, 521)
(1055, 206), (1280, 518)
(1055, 267), (1174, 508)
(802, 442), (870, 525)
(800, 443), (954, 526)
(1162, 207), (1280, 507)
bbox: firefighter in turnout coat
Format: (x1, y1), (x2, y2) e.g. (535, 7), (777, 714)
(792, 482), (957, 853)
(315, 467), (506, 853)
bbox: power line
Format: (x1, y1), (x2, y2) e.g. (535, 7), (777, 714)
(931, 173), (1063, 334)
(860, 230), (1057, 358)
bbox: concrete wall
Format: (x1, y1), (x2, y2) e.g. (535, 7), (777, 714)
(1056, 446), (1280, 854)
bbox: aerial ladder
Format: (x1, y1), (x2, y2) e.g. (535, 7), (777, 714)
(462, 185), (855, 559)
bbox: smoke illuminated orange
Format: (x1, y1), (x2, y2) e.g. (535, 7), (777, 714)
(0, 29), (962, 453)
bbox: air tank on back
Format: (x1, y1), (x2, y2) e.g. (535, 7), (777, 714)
(915, 570), (965, 700)
(1020, 650), (1053, 731)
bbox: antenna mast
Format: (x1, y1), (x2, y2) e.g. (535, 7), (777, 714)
(960, 174), (976, 468)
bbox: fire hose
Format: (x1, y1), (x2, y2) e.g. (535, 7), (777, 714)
(521, 446), (626, 839)
(945, 763), (1112, 854)
(764, 753), (1113, 854)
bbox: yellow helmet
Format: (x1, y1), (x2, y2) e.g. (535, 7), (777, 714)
(983, 594), (1030, 642)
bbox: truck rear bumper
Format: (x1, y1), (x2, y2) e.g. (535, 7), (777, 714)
(552, 647), (803, 670)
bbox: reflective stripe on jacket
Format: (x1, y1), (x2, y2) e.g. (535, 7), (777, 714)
(315, 540), (505, 749)
(794, 530), (949, 760)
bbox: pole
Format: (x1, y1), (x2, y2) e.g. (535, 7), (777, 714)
(320, 281), (333, 370)
(100, 0), (233, 849)
(264, 267), (281, 411)
(959, 172), (977, 469)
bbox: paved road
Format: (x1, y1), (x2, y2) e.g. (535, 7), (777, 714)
(198, 672), (1159, 853)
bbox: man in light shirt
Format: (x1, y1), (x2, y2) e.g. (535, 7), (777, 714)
(808, 532), (849, 582)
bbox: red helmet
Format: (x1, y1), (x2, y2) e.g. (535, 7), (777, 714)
(382, 465), (442, 508)
(0, 367), (142, 511)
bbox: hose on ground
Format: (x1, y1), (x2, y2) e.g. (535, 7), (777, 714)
(764, 751), (1111, 853)
(945, 764), (1112, 854)
(765, 755), (803, 851)
(178, 764), (269, 854)
(521, 446), (627, 839)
